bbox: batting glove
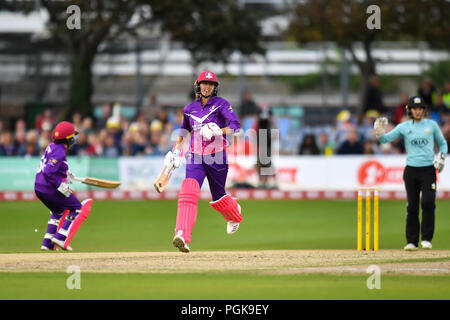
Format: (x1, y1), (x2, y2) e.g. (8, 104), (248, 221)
(199, 123), (223, 141)
(433, 152), (446, 173)
(164, 150), (181, 169)
(66, 171), (75, 184)
(172, 150), (181, 168)
(57, 182), (74, 198)
(373, 117), (388, 136)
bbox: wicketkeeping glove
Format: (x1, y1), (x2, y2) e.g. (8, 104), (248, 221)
(433, 152), (446, 173)
(373, 117), (388, 136)
(57, 182), (74, 197)
(199, 123), (223, 141)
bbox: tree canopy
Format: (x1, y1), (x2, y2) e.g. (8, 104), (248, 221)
(288, 0), (449, 113)
(152, 0), (265, 70)
(3, 0), (265, 113)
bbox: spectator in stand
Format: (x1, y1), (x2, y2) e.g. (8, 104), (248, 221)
(337, 129), (364, 155)
(148, 119), (164, 156)
(363, 140), (375, 155)
(363, 75), (387, 116)
(35, 109), (54, 132)
(106, 117), (123, 146)
(317, 132), (335, 156)
(72, 111), (82, 132)
(24, 130), (40, 158)
(68, 131), (88, 156)
(15, 119), (26, 134)
(156, 109), (169, 127)
(173, 107), (184, 131)
(81, 116), (94, 136)
(158, 133), (171, 155)
(14, 129), (27, 156)
(98, 128), (108, 147)
(239, 90), (259, 118)
(335, 110), (357, 145)
(103, 134), (120, 157)
(393, 93), (409, 125)
(95, 103), (111, 130)
(38, 127), (51, 153)
(298, 134), (320, 155)
(121, 132), (133, 156)
(131, 132), (146, 156)
(0, 131), (17, 156)
(142, 92), (159, 121)
(418, 77), (436, 109)
(159, 122), (174, 154)
(86, 133), (103, 156)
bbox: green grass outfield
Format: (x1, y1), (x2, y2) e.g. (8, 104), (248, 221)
(1, 273), (450, 300)
(0, 199), (449, 300)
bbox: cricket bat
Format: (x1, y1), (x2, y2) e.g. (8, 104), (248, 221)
(73, 176), (121, 189)
(153, 165), (174, 193)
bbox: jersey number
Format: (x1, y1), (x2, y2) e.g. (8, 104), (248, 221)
(37, 155), (47, 173)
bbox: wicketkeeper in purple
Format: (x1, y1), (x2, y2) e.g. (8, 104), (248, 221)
(34, 121), (92, 251)
(166, 71), (244, 253)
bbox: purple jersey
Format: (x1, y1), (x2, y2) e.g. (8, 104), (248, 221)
(181, 96), (240, 155)
(35, 142), (68, 193)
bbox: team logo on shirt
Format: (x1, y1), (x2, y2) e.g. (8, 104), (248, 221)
(411, 138), (428, 146)
(424, 128), (430, 134)
(49, 159), (58, 164)
(187, 106), (219, 124)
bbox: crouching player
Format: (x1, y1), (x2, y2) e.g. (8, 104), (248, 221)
(165, 71), (243, 253)
(34, 121), (93, 251)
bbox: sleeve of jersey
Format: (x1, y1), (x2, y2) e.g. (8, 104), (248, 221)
(42, 150), (64, 188)
(377, 124), (402, 144)
(433, 122), (448, 154)
(180, 112), (192, 135)
(220, 104), (241, 132)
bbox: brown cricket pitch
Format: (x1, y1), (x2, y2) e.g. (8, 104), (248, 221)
(0, 250), (449, 275)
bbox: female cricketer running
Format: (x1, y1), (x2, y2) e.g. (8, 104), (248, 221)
(34, 121), (92, 251)
(164, 71), (243, 253)
(374, 96), (447, 251)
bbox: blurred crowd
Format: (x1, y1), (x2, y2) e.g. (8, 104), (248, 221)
(241, 77), (450, 157)
(0, 103), (183, 158)
(0, 77), (449, 158)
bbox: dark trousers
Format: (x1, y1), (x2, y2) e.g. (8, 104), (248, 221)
(403, 166), (436, 246)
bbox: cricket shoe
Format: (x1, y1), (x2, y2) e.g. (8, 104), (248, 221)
(173, 233), (190, 253)
(404, 243), (418, 251)
(40, 245), (55, 251)
(421, 241), (432, 249)
(227, 221), (240, 235)
(41, 237), (55, 251)
(51, 238), (72, 251)
(227, 204), (241, 235)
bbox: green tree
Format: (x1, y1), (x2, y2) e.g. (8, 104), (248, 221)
(39, 0), (264, 113)
(152, 0), (265, 78)
(288, 0), (449, 114)
(41, 0), (153, 115)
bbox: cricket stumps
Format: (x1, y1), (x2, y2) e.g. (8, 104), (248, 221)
(357, 188), (379, 251)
